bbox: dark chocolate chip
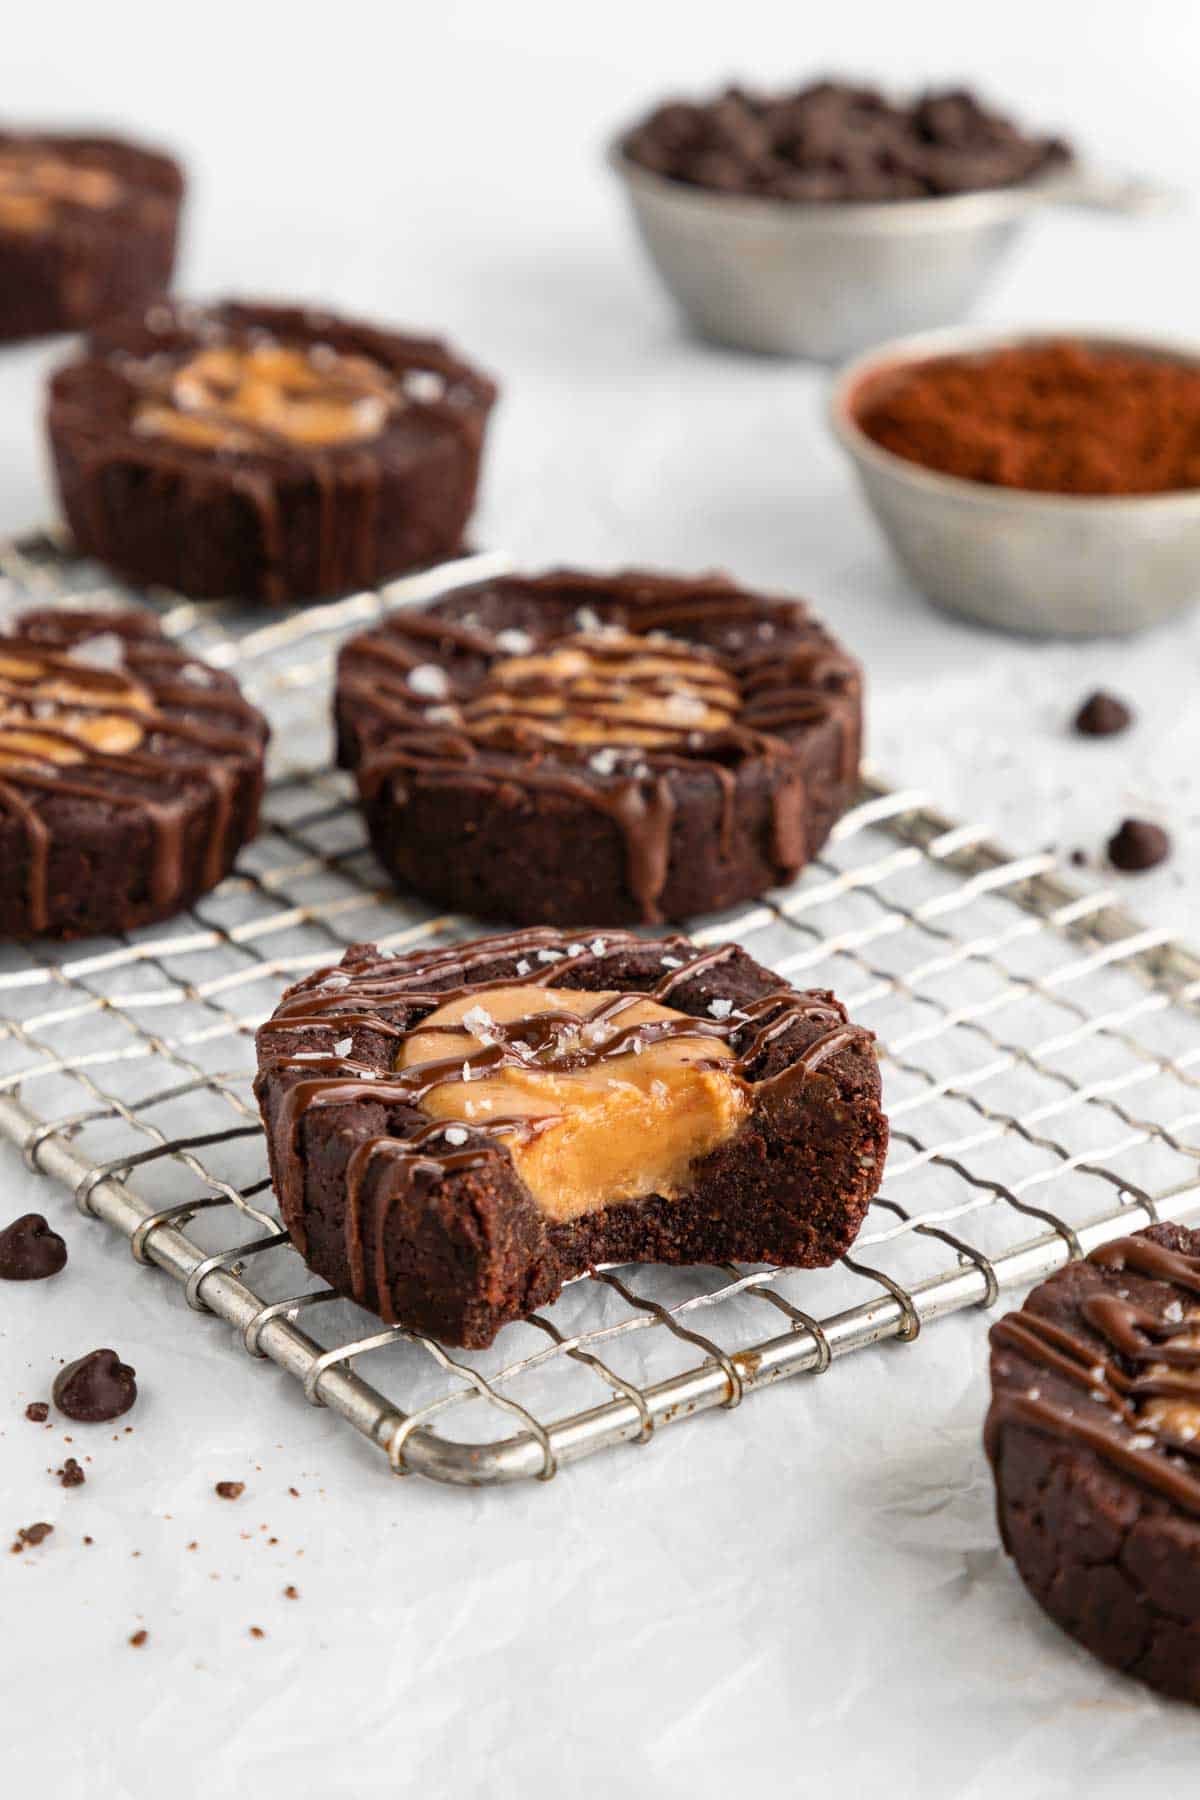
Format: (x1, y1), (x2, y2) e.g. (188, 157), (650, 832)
(1073, 691), (1134, 737)
(52, 1349), (137, 1423)
(0, 1213), (67, 1281)
(1107, 818), (1170, 872)
(215, 1481), (245, 1501)
(58, 1458), (86, 1489)
(25, 1402), (49, 1423)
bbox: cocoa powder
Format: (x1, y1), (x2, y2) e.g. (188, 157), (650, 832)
(854, 341), (1200, 495)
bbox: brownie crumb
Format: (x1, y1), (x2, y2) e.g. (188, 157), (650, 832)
(1073, 690), (1134, 737)
(284, 1585), (300, 1600)
(15, 1521), (53, 1549)
(288, 1487), (300, 1498)
(1069, 849), (1088, 867)
(25, 1402), (49, 1423)
(57, 1458), (86, 1489)
(129, 1630), (148, 1648)
(83, 1535), (94, 1545)
(215, 1481), (245, 1501)
(1107, 818), (1170, 872)
(249, 1626), (266, 1640)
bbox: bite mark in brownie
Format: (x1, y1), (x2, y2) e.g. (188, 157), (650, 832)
(336, 570), (863, 925)
(48, 300), (498, 604)
(0, 605), (268, 938)
(986, 1225), (1200, 1705)
(254, 928), (889, 1347)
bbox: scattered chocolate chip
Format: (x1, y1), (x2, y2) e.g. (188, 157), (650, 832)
(0, 1213), (67, 1281)
(284, 1585), (300, 1600)
(1073, 691), (1134, 737)
(52, 1349), (137, 1423)
(1107, 818), (1170, 872)
(129, 1629), (148, 1648)
(24, 1402), (49, 1423)
(16, 1521), (53, 1547)
(215, 1481), (245, 1501)
(57, 1458), (85, 1489)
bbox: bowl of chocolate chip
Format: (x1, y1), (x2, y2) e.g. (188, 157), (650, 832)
(831, 326), (1200, 635)
(612, 79), (1163, 360)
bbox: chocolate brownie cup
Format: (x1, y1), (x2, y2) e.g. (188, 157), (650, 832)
(986, 1225), (1200, 1704)
(254, 928), (888, 1347)
(336, 570), (862, 925)
(0, 605), (268, 938)
(47, 300), (497, 604)
(0, 130), (182, 343)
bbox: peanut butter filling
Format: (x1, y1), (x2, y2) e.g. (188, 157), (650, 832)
(399, 984), (749, 1223)
(0, 648), (153, 771)
(1140, 1312), (1200, 1443)
(465, 631), (740, 748)
(132, 343), (398, 451)
(0, 149), (122, 233)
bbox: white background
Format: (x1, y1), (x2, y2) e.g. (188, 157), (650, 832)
(2, 3), (1200, 1794)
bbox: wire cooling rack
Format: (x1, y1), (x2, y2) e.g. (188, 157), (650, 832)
(1, 529), (1198, 1488)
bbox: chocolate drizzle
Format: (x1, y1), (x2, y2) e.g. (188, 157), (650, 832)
(340, 573), (862, 922)
(256, 928), (877, 1309)
(0, 614), (266, 933)
(987, 1234), (1200, 1519)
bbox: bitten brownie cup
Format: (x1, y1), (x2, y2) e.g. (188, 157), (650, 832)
(336, 570), (863, 924)
(0, 606), (268, 938)
(0, 130), (183, 343)
(47, 300), (498, 604)
(986, 1225), (1200, 1705)
(254, 928), (888, 1348)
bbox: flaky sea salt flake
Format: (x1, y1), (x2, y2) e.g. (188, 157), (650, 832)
(407, 664), (450, 699)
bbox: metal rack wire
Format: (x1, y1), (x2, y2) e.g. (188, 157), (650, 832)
(1, 530), (1198, 1487)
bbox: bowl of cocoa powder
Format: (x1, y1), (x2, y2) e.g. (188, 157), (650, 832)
(831, 327), (1200, 635)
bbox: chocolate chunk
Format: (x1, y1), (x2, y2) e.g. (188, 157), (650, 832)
(52, 1349), (137, 1423)
(57, 1458), (86, 1489)
(0, 1213), (67, 1280)
(1107, 818), (1170, 872)
(1073, 690), (1134, 737)
(622, 80), (1070, 203)
(24, 1402), (49, 1423)
(214, 1481), (245, 1501)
